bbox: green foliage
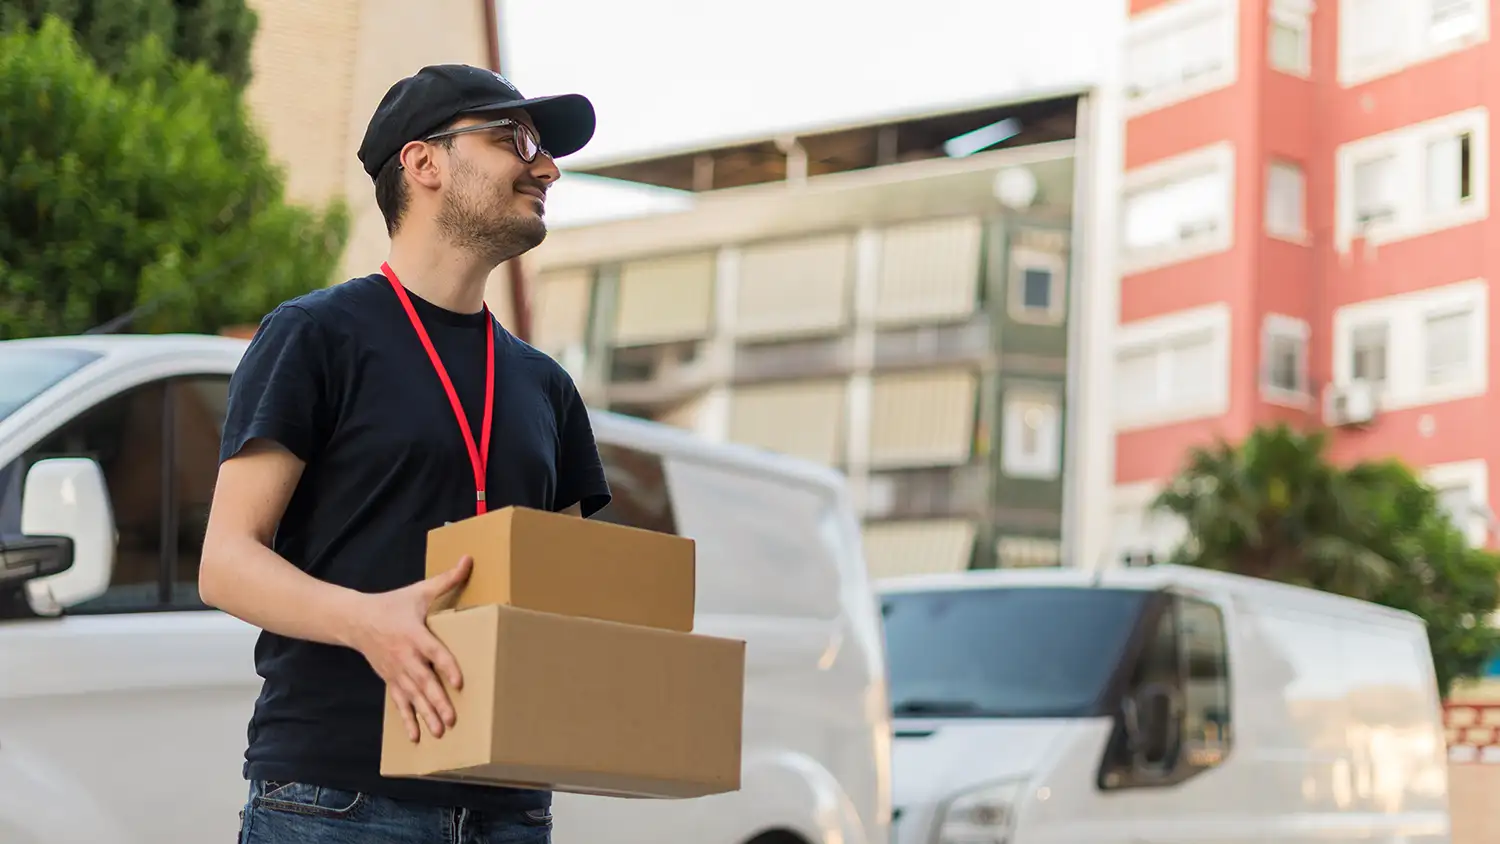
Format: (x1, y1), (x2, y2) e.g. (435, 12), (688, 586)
(0, 0), (259, 90)
(0, 17), (348, 338)
(1154, 422), (1500, 698)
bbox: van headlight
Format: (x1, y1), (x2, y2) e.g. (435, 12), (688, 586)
(935, 779), (1023, 844)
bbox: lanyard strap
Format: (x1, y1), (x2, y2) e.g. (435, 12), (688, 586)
(381, 262), (495, 515)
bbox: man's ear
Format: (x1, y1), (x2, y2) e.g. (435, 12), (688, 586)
(400, 141), (445, 191)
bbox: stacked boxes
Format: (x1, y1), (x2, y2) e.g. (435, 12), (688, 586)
(379, 506), (746, 799)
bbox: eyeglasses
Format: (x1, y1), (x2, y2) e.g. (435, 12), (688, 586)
(422, 118), (546, 162)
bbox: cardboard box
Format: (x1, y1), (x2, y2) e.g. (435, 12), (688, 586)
(381, 604), (745, 798)
(426, 506), (695, 632)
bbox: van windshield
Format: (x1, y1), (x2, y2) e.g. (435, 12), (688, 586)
(881, 586), (1152, 719)
(0, 346), (102, 423)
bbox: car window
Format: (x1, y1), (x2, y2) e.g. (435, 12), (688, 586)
(18, 375), (230, 614)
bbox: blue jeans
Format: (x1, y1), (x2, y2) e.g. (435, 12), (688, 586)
(237, 779), (552, 843)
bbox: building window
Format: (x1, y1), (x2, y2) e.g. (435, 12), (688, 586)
(1335, 108), (1489, 252)
(1124, 0), (1237, 115)
(1424, 307), (1475, 387)
(1426, 130), (1474, 213)
(1269, 0), (1312, 75)
(1265, 161), (1306, 239)
(1431, 0), (1483, 44)
(1261, 315), (1309, 400)
(1001, 390), (1061, 480)
(1008, 248), (1066, 324)
(1340, 0), (1488, 86)
(1115, 303), (1231, 430)
(1349, 322), (1390, 386)
(1333, 279), (1487, 410)
(1122, 143), (1235, 273)
(1352, 154), (1398, 225)
(1424, 459), (1489, 547)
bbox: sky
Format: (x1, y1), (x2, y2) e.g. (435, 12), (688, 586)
(497, 0), (1120, 227)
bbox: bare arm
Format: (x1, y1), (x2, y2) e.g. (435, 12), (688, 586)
(199, 438), (471, 741)
(198, 439), (364, 646)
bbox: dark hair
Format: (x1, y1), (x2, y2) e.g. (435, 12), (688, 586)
(372, 133), (455, 236)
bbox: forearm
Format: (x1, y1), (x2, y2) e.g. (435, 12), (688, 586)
(200, 534), (366, 648)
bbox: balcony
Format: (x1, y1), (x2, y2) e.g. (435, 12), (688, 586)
(873, 315), (993, 371)
(862, 464), (990, 520)
(604, 340), (724, 406)
(733, 334), (856, 383)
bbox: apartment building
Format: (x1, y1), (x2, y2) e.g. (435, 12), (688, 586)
(1111, 0), (1495, 560)
(523, 98), (1085, 579)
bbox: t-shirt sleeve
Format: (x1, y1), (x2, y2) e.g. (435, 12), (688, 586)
(219, 304), (336, 465)
(553, 372), (612, 518)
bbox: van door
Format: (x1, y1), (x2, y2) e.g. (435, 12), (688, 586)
(1060, 589), (1262, 844)
(0, 374), (259, 844)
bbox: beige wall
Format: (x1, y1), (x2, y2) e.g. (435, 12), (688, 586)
(242, 0), (514, 325)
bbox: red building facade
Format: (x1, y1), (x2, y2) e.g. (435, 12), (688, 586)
(1111, 0), (1494, 556)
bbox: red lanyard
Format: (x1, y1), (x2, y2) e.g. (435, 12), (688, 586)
(381, 262), (494, 515)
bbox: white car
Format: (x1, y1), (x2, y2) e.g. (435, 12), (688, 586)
(878, 565), (1453, 844)
(0, 333), (892, 844)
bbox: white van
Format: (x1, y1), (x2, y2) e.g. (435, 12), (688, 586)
(0, 333), (891, 844)
(877, 565), (1453, 844)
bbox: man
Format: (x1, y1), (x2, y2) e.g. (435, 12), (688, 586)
(199, 64), (612, 844)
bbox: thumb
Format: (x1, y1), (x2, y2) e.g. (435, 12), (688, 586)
(422, 555), (473, 601)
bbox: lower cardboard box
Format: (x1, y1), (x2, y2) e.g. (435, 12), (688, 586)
(380, 603), (746, 799)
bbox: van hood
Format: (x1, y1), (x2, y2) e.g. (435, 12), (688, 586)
(891, 718), (1074, 809)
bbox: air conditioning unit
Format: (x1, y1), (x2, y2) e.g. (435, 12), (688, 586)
(1323, 381), (1378, 427)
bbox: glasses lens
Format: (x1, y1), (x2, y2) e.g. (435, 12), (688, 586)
(516, 125), (539, 161)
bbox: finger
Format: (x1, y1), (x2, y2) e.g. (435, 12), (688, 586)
(401, 672), (445, 738)
(418, 632), (464, 692)
(390, 685), (420, 743)
(418, 663), (457, 728)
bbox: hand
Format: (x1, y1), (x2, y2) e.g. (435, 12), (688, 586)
(347, 556), (473, 742)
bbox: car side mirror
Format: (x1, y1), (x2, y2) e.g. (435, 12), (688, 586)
(19, 458), (115, 615)
(1122, 682), (1182, 772)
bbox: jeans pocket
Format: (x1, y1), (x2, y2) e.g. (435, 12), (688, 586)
(522, 808), (553, 828)
(252, 781), (366, 821)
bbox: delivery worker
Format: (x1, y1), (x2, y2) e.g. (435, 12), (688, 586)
(198, 64), (612, 844)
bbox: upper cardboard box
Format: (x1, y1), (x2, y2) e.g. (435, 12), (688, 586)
(426, 506), (695, 632)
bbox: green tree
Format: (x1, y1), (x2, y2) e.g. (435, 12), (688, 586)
(0, 0), (259, 90)
(0, 16), (348, 339)
(1153, 422), (1500, 698)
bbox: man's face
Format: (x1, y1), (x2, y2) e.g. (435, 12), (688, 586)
(429, 110), (561, 262)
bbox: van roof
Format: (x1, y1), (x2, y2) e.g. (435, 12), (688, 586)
(4, 333), (851, 496)
(877, 564), (1425, 627)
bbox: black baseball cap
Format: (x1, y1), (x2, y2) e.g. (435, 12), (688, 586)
(357, 63), (596, 180)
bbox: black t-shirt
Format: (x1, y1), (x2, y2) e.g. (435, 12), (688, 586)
(218, 273), (612, 812)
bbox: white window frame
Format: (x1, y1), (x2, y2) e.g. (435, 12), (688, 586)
(1339, 0), (1489, 87)
(1114, 303), (1233, 430)
(1268, 0), (1313, 77)
(1110, 480), (1191, 565)
(1008, 247), (1067, 325)
(1423, 459), (1490, 547)
(1334, 108), (1489, 254)
(1122, 142), (1237, 274)
(1265, 160), (1307, 241)
(1261, 314), (1310, 404)
(1001, 388), (1062, 480)
(1124, 0), (1239, 116)
(1331, 278), (1488, 410)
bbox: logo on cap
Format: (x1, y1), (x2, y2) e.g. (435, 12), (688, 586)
(492, 70), (515, 89)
